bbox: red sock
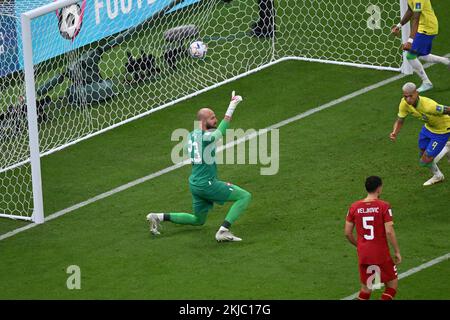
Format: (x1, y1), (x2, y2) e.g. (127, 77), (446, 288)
(358, 290), (371, 300)
(381, 287), (397, 300)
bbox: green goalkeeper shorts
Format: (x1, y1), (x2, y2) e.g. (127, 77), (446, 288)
(189, 180), (234, 214)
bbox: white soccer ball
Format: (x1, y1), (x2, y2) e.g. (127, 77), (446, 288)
(189, 41), (208, 59)
(58, 4), (83, 40)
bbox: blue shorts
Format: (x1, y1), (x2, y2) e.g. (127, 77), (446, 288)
(418, 126), (450, 158)
(410, 33), (435, 57)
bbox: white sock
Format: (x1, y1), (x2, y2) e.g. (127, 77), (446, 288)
(420, 54), (450, 65)
(219, 226), (229, 232)
(430, 162), (443, 178)
(434, 145), (449, 163)
(408, 58), (431, 83)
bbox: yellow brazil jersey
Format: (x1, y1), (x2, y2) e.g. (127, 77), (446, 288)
(407, 0), (438, 35)
(398, 96), (450, 134)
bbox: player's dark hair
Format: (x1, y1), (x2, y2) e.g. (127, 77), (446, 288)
(365, 176), (382, 193)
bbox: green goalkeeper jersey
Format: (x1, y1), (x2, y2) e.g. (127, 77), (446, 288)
(187, 120), (229, 186)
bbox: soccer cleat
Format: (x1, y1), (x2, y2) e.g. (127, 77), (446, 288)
(215, 229), (242, 242)
(423, 175), (444, 186)
(146, 213), (161, 235)
(417, 82), (433, 93)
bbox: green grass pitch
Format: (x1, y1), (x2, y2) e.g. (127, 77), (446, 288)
(0, 0), (449, 299)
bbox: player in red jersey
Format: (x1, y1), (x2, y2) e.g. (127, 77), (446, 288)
(345, 176), (402, 300)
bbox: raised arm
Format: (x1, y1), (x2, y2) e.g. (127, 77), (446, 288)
(224, 91), (243, 121)
(211, 119), (230, 142)
(211, 91), (243, 141)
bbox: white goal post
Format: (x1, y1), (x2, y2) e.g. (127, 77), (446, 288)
(0, 0), (411, 223)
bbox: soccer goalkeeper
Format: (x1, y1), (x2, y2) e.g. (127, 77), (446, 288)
(146, 91), (252, 242)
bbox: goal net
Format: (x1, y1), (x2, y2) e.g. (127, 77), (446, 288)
(0, 0), (405, 222)
(0, 7), (34, 221)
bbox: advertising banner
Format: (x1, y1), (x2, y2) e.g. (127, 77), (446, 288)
(0, 0), (201, 75)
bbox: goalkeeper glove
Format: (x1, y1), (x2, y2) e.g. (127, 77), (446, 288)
(225, 91), (243, 118)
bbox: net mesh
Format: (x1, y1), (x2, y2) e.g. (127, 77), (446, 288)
(0, 0), (402, 220)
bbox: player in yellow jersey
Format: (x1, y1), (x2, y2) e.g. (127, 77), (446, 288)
(391, 0), (450, 93)
(390, 82), (450, 186)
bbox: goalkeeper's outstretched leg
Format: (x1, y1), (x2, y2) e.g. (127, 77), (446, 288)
(146, 182), (251, 242)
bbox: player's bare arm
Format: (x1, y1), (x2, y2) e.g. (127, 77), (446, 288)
(385, 221), (402, 264)
(392, 6), (413, 35)
(344, 221), (357, 247)
(390, 117), (405, 141)
(410, 12), (421, 38)
(403, 12), (421, 51)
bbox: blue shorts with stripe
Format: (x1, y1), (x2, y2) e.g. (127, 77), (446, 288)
(418, 126), (450, 158)
(410, 33), (435, 57)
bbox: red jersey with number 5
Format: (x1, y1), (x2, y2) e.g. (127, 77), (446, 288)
(346, 199), (393, 264)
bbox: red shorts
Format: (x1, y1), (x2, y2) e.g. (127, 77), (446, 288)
(359, 258), (398, 286)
